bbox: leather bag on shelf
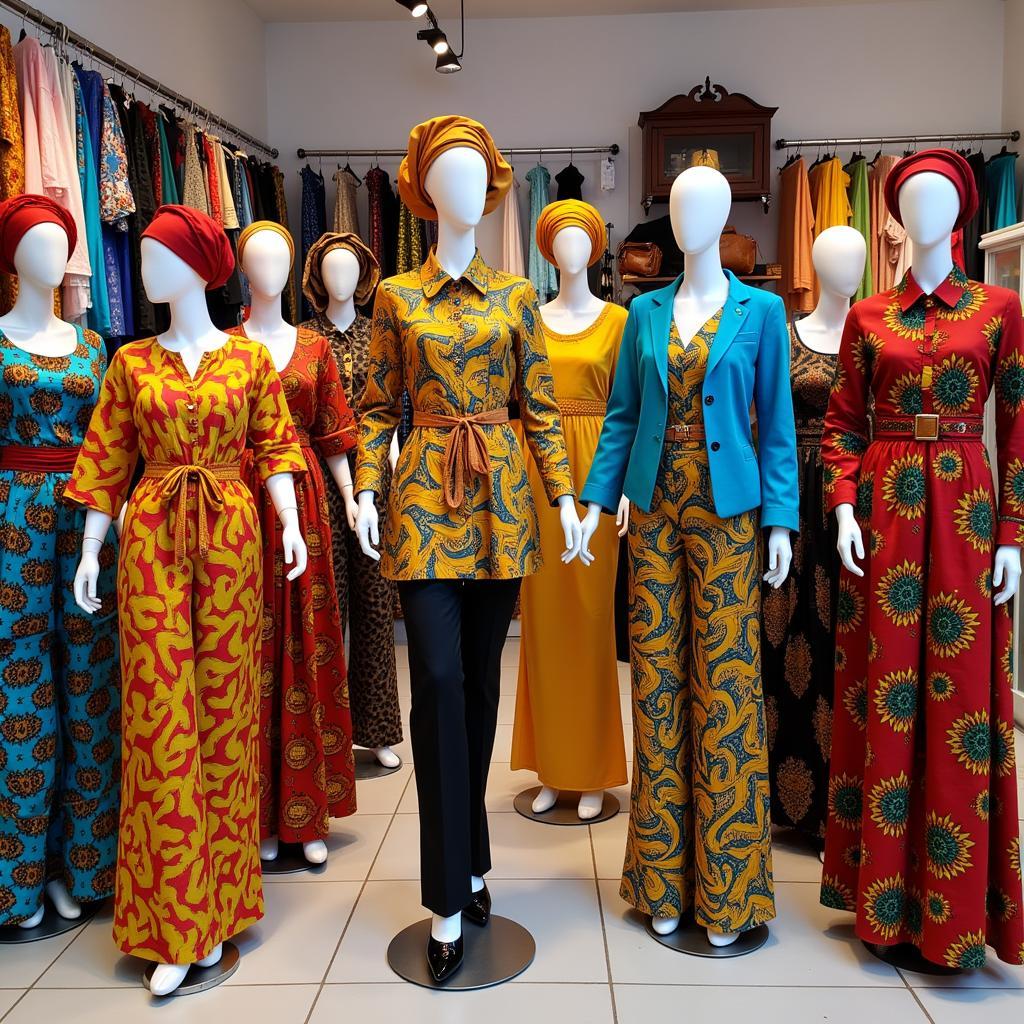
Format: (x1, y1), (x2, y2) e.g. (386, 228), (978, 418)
(617, 240), (663, 277)
(719, 226), (756, 276)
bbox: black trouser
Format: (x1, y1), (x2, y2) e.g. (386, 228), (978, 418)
(398, 577), (521, 917)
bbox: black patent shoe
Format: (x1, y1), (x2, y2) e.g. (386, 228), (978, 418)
(427, 933), (464, 982)
(462, 884), (491, 927)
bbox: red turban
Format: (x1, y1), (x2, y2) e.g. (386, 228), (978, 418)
(0, 193), (77, 275)
(141, 204), (235, 290)
(884, 148), (979, 230)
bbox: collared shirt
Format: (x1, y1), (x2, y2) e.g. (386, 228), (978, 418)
(822, 266), (1024, 545)
(355, 248), (574, 581)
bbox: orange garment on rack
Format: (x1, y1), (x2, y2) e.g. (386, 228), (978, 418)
(808, 157), (852, 303)
(868, 155), (899, 294)
(777, 157), (815, 316)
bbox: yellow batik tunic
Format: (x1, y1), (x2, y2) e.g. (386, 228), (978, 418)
(65, 335), (305, 964)
(355, 248), (574, 580)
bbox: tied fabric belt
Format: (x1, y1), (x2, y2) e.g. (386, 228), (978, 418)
(142, 461), (242, 566)
(0, 444), (80, 473)
(873, 414), (984, 442)
(412, 408), (510, 509)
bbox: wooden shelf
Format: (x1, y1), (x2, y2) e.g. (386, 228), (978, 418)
(622, 273), (781, 285)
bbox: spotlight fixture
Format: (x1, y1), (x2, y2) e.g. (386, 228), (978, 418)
(395, 0), (429, 16)
(436, 51), (461, 73)
(407, 0), (463, 73)
(417, 27), (450, 54)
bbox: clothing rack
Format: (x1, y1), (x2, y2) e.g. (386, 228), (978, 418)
(775, 131), (1019, 150)
(0, 0), (279, 158)
(296, 144), (620, 160)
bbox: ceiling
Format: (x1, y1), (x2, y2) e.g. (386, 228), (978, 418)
(247, 0), (915, 22)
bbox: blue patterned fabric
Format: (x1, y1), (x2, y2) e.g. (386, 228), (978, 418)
(300, 165), (327, 320)
(526, 165), (557, 303)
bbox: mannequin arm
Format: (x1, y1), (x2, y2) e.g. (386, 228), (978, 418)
(834, 502), (865, 577)
(993, 546), (1021, 605)
(265, 472), (307, 580)
(763, 526), (793, 588)
(355, 488), (381, 561)
(73, 509), (114, 614)
(325, 454), (359, 530)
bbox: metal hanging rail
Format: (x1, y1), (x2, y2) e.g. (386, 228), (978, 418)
(775, 131), (1019, 150)
(0, 0), (279, 158)
(296, 144), (620, 160)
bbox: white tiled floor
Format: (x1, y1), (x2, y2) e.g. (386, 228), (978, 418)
(2, 638), (1023, 1024)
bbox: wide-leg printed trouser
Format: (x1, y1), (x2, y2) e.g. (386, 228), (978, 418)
(620, 442), (776, 934)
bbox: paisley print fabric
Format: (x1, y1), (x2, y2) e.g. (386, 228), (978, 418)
(355, 248), (574, 580)
(621, 315), (775, 934)
(820, 267), (1024, 967)
(0, 326), (120, 926)
(761, 325), (840, 844)
(667, 312), (722, 424)
(231, 325), (358, 843)
(65, 335), (304, 964)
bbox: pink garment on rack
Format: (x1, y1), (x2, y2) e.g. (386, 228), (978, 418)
(868, 155), (899, 293)
(500, 178), (525, 277)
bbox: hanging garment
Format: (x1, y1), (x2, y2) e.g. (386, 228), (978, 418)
(213, 139), (238, 231)
(229, 325), (357, 842)
(499, 177), (525, 277)
(301, 311), (402, 749)
(234, 151), (254, 229)
(622, 313), (775, 933)
(99, 80), (133, 339)
(0, 324), (120, 927)
(868, 156), (899, 294)
(381, 175), (400, 278)
(365, 165), (387, 274)
(181, 128), (209, 214)
(809, 157), (852, 306)
(0, 26), (24, 314)
(555, 162), (584, 201)
(986, 151), (1019, 231)
(847, 157), (873, 301)
(332, 166), (360, 236)
(158, 106), (184, 200)
(961, 152), (989, 282)
(300, 164), (326, 319)
(65, 334), (305, 963)
(395, 198), (424, 275)
(356, 248), (574, 580)
(270, 165), (297, 325)
(761, 324), (839, 845)
(820, 267), (1024, 968)
(777, 157), (815, 316)
(526, 165), (557, 303)
(134, 103), (162, 211)
(511, 303), (628, 792)
(155, 113), (178, 206)
(200, 133), (222, 227)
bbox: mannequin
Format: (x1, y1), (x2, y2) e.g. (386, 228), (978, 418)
(354, 120), (580, 982)
(511, 215), (629, 822)
(794, 226), (867, 355)
(69, 228), (307, 997)
(0, 219), (119, 932)
(580, 166), (797, 950)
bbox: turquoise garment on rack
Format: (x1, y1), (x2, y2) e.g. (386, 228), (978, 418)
(156, 114), (179, 205)
(986, 151), (1019, 230)
(526, 164), (557, 303)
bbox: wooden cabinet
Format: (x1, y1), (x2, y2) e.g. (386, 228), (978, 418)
(638, 78), (777, 213)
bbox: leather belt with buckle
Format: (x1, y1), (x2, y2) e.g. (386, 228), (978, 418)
(913, 413), (939, 440)
(873, 414), (984, 442)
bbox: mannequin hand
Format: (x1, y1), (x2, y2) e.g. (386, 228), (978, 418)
(343, 488), (359, 531)
(579, 502), (604, 566)
(835, 503), (865, 577)
(616, 495), (630, 538)
(73, 550), (103, 614)
(279, 508), (307, 581)
(993, 545), (1021, 606)
(355, 490), (381, 561)
(763, 526), (793, 589)
(557, 494), (583, 563)
(388, 433), (400, 474)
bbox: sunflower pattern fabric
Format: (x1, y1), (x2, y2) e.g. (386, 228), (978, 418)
(820, 266), (1024, 968)
(0, 325), (119, 926)
(621, 316), (776, 934)
(355, 248), (574, 581)
(64, 335), (305, 964)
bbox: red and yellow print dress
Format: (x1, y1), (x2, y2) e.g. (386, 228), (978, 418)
(229, 325), (358, 844)
(820, 267), (1024, 968)
(64, 334), (305, 965)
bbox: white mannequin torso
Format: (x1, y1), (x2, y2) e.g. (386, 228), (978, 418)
(237, 228), (297, 372)
(793, 225), (866, 356)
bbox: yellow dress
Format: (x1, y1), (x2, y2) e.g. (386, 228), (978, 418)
(511, 303), (629, 791)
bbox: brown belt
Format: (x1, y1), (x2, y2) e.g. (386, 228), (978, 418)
(0, 444), (80, 473)
(874, 414), (984, 442)
(665, 422), (707, 442)
(142, 461), (243, 566)
(412, 408), (510, 509)
(558, 398), (607, 418)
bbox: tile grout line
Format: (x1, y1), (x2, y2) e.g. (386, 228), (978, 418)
(0, 988), (31, 1023)
(588, 823), (618, 1024)
(302, 765), (416, 1024)
(896, 967), (939, 1024)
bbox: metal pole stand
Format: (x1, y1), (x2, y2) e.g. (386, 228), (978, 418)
(260, 844), (329, 876)
(0, 900), (100, 944)
(513, 786), (619, 826)
(354, 747), (403, 780)
(142, 941), (241, 996)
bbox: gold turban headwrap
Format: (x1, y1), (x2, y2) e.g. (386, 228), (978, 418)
(536, 200), (607, 268)
(398, 115), (513, 221)
(302, 231), (380, 311)
(237, 220), (295, 270)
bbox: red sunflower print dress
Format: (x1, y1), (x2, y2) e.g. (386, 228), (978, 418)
(820, 266), (1024, 969)
(231, 326), (358, 845)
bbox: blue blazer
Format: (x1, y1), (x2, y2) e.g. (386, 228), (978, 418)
(581, 271), (799, 532)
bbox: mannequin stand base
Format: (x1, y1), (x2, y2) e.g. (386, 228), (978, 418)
(513, 786), (619, 826)
(354, 747), (403, 780)
(644, 914), (769, 958)
(143, 942), (240, 996)
(862, 941), (962, 976)
(387, 916), (535, 990)
(0, 901), (99, 944)
(260, 844), (328, 876)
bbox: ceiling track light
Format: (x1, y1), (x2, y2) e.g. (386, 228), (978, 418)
(417, 27), (450, 54)
(395, 0), (429, 16)
(436, 51), (461, 74)
(406, 0), (464, 73)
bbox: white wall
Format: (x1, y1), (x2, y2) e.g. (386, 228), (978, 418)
(266, 0), (1007, 268)
(0, 0), (268, 142)
(1005, 0), (1024, 197)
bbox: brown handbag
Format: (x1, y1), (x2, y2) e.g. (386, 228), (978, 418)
(617, 241), (663, 277)
(719, 226), (757, 276)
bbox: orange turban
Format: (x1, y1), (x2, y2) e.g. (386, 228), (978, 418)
(237, 220), (295, 270)
(302, 231), (380, 311)
(398, 115), (512, 221)
(536, 200), (607, 268)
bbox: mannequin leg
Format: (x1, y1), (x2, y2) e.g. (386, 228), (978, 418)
(303, 841), (328, 864)
(577, 791), (605, 819)
(45, 880), (81, 920)
(260, 837), (280, 861)
(531, 786), (559, 813)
